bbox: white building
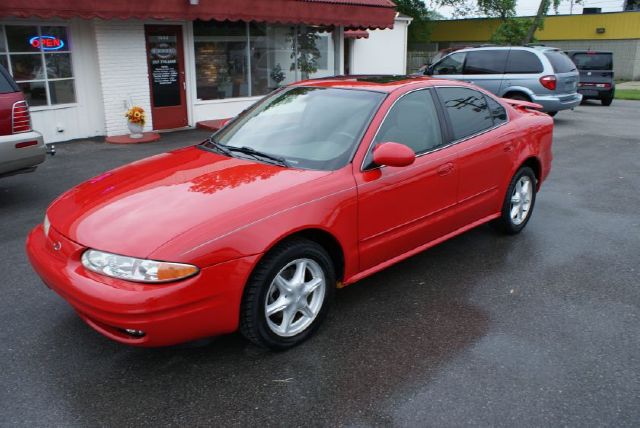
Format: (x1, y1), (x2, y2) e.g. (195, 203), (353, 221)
(0, 0), (411, 144)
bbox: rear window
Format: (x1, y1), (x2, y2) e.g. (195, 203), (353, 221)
(0, 65), (18, 94)
(463, 50), (509, 75)
(544, 51), (577, 73)
(505, 50), (544, 74)
(571, 52), (612, 71)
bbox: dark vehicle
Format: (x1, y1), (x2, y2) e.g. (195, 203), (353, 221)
(0, 64), (46, 177)
(566, 50), (615, 106)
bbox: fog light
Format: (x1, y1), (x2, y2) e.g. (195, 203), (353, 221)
(123, 329), (145, 338)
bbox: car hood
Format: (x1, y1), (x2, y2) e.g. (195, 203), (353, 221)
(47, 146), (330, 259)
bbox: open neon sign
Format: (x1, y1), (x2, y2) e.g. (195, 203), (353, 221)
(29, 35), (65, 51)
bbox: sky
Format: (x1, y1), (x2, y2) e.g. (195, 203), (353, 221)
(431, 0), (625, 18)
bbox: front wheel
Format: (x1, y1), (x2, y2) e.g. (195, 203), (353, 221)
(239, 239), (335, 350)
(547, 111), (558, 117)
(492, 167), (537, 235)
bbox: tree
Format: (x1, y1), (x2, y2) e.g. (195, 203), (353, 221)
(523, 0), (581, 43)
(393, 0), (435, 44)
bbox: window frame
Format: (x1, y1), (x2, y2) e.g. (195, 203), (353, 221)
(360, 87), (450, 172)
(463, 49), (509, 75)
(433, 85), (510, 145)
(504, 49), (544, 75)
(0, 23), (77, 109)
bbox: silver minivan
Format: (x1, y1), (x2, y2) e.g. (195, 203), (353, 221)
(425, 46), (582, 116)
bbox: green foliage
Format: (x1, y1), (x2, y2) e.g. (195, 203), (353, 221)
(393, 0), (431, 21)
(478, 0), (517, 19)
(287, 27), (321, 79)
(490, 18), (534, 45)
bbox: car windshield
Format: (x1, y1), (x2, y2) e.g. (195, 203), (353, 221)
(572, 53), (613, 71)
(206, 86), (385, 171)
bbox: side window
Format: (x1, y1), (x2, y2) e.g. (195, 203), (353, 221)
(485, 95), (507, 125)
(463, 50), (508, 75)
(437, 87), (494, 140)
(505, 50), (544, 74)
(373, 90), (443, 155)
(433, 52), (465, 75)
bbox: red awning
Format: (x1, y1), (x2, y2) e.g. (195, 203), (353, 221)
(0, 0), (396, 30)
(344, 30), (369, 39)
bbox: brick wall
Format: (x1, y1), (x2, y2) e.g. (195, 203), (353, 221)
(94, 20), (153, 136)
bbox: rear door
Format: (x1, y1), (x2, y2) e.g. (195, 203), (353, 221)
(435, 86), (513, 226)
(500, 49), (545, 96)
(461, 49), (508, 94)
(543, 50), (579, 94)
(570, 52), (613, 85)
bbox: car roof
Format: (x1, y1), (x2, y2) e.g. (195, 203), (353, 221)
(452, 45), (562, 54)
(292, 75), (439, 93)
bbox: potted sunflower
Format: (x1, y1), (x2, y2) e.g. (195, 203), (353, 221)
(124, 106), (146, 138)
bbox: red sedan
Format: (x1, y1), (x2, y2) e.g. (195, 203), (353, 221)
(26, 76), (553, 350)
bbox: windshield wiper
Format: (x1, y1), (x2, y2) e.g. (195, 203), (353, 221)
(204, 137), (233, 156)
(226, 146), (289, 167)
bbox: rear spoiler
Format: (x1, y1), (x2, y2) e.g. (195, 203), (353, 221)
(501, 98), (544, 112)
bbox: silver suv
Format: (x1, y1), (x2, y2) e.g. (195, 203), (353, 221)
(425, 46), (582, 116)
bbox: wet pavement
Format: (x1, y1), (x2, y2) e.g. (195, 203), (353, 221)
(1, 101), (639, 426)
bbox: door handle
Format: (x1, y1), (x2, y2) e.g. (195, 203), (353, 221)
(503, 143), (514, 152)
(437, 162), (454, 176)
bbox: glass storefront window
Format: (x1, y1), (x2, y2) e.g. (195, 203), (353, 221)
(194, 21), (336, 101)
(0, 25), (76, 106)
(194, 21), (249, 100)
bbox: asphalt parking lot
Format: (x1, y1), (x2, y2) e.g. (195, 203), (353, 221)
(1, 100), (639, 427)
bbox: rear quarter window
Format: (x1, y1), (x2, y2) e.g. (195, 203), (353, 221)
(544, 51), (577, 73)
(505, 50), (544, 74)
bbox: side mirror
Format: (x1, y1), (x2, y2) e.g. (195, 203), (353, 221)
(372, 142), (415, 168)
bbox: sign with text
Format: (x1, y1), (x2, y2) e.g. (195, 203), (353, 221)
(148, 35), (180, 107)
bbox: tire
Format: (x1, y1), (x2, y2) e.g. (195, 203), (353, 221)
(601, 97), (613, 106)
(492, 166), (537, 235)
(547, 111), (558, 117)
(505, 93), (530, 102)
(239, 238), (335, 350)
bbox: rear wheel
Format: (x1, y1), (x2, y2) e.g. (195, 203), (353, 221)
(239, 238), (335, 350)
(601, 96), (613, 106)
(493, 167), (537, 235)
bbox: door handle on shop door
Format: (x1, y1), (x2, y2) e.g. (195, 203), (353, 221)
(437, 162), (454, 176)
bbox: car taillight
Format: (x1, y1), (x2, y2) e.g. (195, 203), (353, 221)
(12, 100), (32, 134)
(539, 75), (557, 91)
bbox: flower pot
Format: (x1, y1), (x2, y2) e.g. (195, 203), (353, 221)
(127, 122), (144, 139)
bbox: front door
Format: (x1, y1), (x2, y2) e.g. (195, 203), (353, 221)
(145, 25), (188, 130)
(355, 89), (459, 271)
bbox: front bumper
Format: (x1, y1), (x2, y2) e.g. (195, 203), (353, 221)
(531, 93), (582, 112)
(0, 130), (46, 177)
(26, 224), (259, 347)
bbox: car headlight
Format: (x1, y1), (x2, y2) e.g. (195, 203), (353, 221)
(81, 249), (199, 283)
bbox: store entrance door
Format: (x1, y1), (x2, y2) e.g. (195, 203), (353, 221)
(144, 25), (188, 130)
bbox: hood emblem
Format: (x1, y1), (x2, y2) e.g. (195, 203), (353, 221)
(52, 241), (62, 251)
